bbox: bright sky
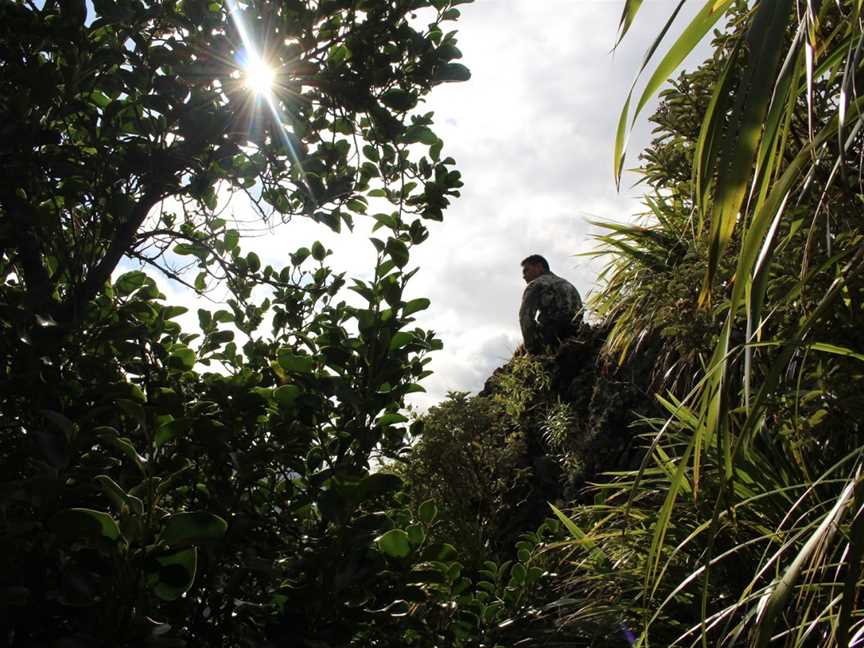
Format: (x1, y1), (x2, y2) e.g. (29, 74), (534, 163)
(403, 0), (709, 408)
(140, 1), (711, 410)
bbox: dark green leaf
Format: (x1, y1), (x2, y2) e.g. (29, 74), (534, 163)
(419, 499), (438, 525)
(358, 472), (403, 500)
(224, 229), (240, 250)
(273, 384), (301, 405)
(381, 88), (417, 112)
(434, 63), (471, 83)
(389, 331), (413, 350)
(377, 412), (409, 426)
(277, 351), (316, 373)
(403, 125), (438, 145)
(151, 548), (197, 601)
(52, 508), (121, 542)
(403, 298), (430, 317)
(407, 524), (425, 545)
(311, 241), (326, 261)
(160, 511), (227, 547)
(97, 475), (145, 517)
(363, 144), (380, 161)
(162, 306), (188, 320)
(386, 238), (409, 268)
(170, 346), (196, 369)
(155, 418), (193, 448)
(376, 529), (411, 558)
(115, 271), (148, 296)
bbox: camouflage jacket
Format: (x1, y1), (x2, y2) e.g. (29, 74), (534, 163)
(519, 272), (582, 352)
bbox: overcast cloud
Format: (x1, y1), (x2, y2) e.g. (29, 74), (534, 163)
(403, 0), (709, 407)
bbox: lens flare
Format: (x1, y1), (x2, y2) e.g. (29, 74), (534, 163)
(227, 0), (314, 203)
(244, 56), (275, 96)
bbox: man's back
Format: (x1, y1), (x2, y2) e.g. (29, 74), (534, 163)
(519, 272), (582, 352)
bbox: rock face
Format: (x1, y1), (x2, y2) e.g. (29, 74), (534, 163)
(480, 322), (660, 505)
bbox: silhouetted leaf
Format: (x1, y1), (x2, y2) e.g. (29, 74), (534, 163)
(160, 512), (227, 547)
(52, 508), (121, 542)
(434, 62), (471, 83)
(151, 548), (197, 601)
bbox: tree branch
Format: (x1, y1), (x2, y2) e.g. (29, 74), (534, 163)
(0, 191), (54, 311)
(60, 190), (166, 323)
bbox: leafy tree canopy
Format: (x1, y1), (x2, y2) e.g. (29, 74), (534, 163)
(0, 0), (475, 645)
(0, 0), (468, 325)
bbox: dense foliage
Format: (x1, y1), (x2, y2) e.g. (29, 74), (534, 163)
(401, 3), (864, 645)
(0, 0), (474, 645)
(560, 2), (864, 646)
(399, 391), (533, 564)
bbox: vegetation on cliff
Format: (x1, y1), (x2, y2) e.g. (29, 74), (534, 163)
(402, 3), (864, 645)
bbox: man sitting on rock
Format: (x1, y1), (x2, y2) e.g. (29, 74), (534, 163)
(518, 254), (583, 354)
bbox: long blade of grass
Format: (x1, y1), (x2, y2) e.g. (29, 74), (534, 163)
(710, 450), (864, 645)
(722, 108), (864, 449)
(624, 340), (742, 519)
(739, 245), (864, 450)
(614, 0), (731, 186)
(751, 22), (804, 206)
(753, 472), (858, 648)
(614, 93), (632, 188)
(693, 37), (741, 222)
(697, 346), (863, 648)
(630, 0), (734, 122)
(615, 0), (644, 48)
(836, 32), (863, 178)
(646, 430), (696, 594)
(745, 32), (800, 336)
(653, 479), (812, 622)
(729, 95), (864, 325)
(549, 503), (611, 569)
(744, 192), (788, 409)
(593, 238), (658, 270)
(701, 0), (793, 306)
(807, 342), (864, 363)
(652, 531), (781, 640)
(837, 478), (864, 647)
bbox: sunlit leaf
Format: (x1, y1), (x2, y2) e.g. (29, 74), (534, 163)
(402, 298), (430, 317)
(702, 0), (793, 305)
(376, 529), (411, 558)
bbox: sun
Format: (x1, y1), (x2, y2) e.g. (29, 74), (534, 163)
(244, 56), (275, 96)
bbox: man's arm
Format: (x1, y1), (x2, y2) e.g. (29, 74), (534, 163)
(565, 281), (583, 325)
(519, 281), (542, 352)
(572, 283), (582, 311)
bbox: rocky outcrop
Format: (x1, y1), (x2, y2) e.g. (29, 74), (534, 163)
(480, 322), (660, 505)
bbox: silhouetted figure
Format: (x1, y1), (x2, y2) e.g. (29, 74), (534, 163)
(519, 254), (582, 354)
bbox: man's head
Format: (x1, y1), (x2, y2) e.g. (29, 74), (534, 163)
(521, 254), (549, 283)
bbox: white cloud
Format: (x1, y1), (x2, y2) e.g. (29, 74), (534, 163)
(400, 0), (713, 406)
